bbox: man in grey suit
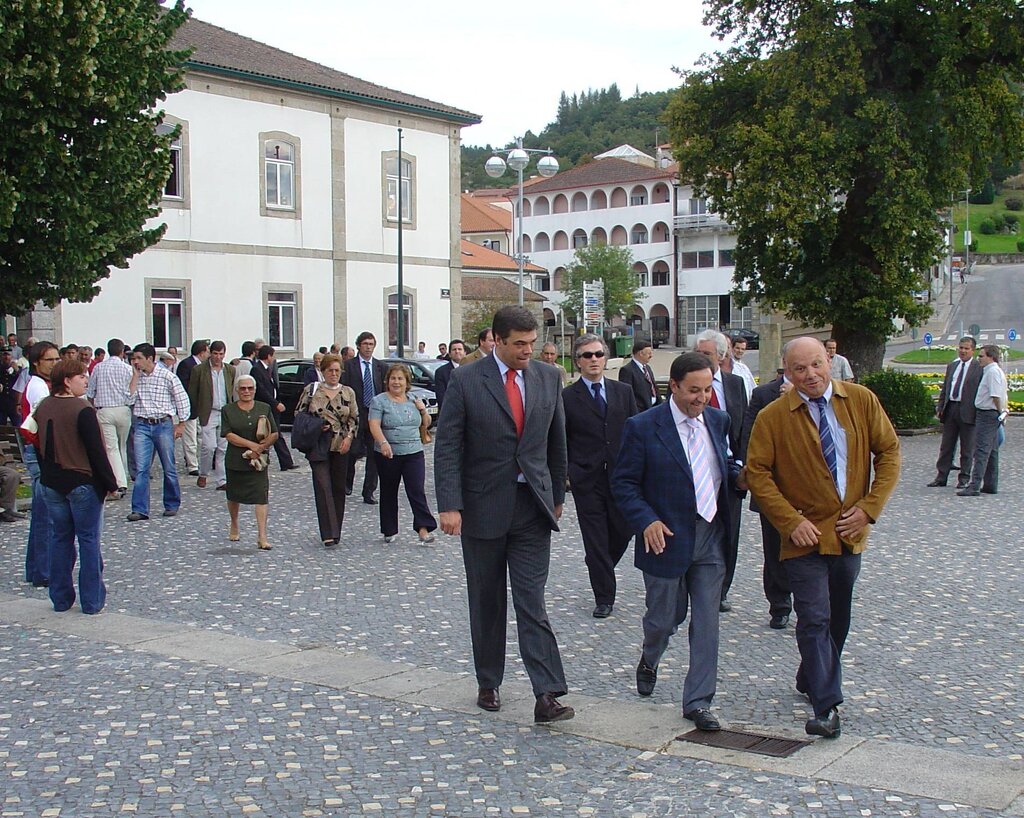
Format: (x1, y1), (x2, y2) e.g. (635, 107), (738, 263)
(929, 336), (983, 489)
(435, 305), (573, 724)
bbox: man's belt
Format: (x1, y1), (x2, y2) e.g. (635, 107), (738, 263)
(137, 415), (171, 424)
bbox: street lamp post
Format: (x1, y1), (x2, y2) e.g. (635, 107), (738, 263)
(485, 138), (558, 306)
(964, 188), (972, 279)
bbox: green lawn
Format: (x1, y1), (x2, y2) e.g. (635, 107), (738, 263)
(952, 192), (1023, 253)
(892, 347), (1024, 364)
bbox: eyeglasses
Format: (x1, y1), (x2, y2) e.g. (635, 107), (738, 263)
(577, 351), (606, 360)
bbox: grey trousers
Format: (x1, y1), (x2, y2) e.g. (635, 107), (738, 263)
(967, 409), (1000, 492)
(934, 401), (975, 484)
(642, 515), (726, 713)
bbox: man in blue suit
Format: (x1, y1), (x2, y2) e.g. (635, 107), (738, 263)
(614, 352), (740, 731)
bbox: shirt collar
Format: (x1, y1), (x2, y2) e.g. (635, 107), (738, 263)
(797, 382), (834, 405)
(668, 396), (705, 429)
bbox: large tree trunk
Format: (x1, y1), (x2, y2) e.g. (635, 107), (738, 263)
(832, 327), (886, 380)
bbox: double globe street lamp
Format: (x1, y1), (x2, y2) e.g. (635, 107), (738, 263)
(485, 139), (558, 305)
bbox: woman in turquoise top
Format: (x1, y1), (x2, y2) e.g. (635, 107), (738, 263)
(368, 364), (437, 544)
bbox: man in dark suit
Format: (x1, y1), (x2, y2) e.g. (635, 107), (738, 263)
(563, 333), (636, 618)
(929, 336), (983, 489)
(694, 329), (748, 612)
(739, 370), (793, 629)
(175, 339), (207, 477)
(614, 352), (740, 731)
(432, 339), (466, 409)
(343, 331), (388, 503)
(303, 352), (325, 386)
(435, 306), (573, 724)
(253, 345), (297, 471)
(618, 339), (662, 414)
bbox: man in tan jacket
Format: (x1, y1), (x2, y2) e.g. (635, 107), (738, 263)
(745, 337), (900, 739)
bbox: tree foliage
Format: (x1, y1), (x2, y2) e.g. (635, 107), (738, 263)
(668, 0), (1024, 373)
(561, 244), (645, 325)
(0, 0), (190, 316)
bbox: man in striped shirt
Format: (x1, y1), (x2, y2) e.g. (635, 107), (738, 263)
(126, 343), (191, 522)
(86, 338), (134, 497)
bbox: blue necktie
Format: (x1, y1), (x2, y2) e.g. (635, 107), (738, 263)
(813, 396), (838, 487)
(591, 381), (607, 417)
(362, 360), (374, 407)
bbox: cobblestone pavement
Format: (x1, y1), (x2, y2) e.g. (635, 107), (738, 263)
(1, 422), (1022, 816)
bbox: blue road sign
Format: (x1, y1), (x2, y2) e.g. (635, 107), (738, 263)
(923, 332), (933, 346)
(1009, 329), (1018, 341)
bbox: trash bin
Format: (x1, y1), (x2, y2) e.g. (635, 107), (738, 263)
(614, 336), (632, 358)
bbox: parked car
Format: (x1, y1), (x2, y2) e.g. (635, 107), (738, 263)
(275, 358), (439, 426)
(381, 357), (447, 391)
(727, 328), (759, 350)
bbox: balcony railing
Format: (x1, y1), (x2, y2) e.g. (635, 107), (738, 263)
(674, 212), (730, 231)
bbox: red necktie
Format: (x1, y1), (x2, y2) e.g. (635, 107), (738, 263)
(709, 387), (721, 409)
(643, 365), (657, 398)
(505, 369), (525, 439)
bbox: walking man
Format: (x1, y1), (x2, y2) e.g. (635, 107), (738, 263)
(343, 331), (387, 502)
(746, 337), (900, 737)
(618, 339), (662, 413)
(188, 340), (236, 490)
(175, 340), (208, 477)
(929, 337), (982, 489)
(86, 338), (134, 497)
(252, 345), (297, 472)
(435, 306), (573, 724)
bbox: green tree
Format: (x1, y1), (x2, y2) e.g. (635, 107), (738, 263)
(668, 0), (1024, 374)
(0, 0), (190, 317)
(561, 244), (644, 326)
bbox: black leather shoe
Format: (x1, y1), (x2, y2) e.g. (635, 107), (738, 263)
(926, 478), (947, 487)
(981, 487), (998, 494)
(592, 603), (613, 619)
(805, 707), (841, 738)
(769, 613), (790, 630)
(0, 511), (26, 522)
(162, 509), (177, 517)
(345, 487), (353, 496)
(534, 693), (574, 723)
(363, 496), (378, 505)
(636, 660), (657, 697)
(126, 512), (149, 522)
(719, 597), (732, 612)
(684, 708), (721, 731)
(188, 470), (200, 477)
(476, 687), (500, 712)
(956, 487), (980, 496)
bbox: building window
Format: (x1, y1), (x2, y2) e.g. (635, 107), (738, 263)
(157, 118), (189, 209)
(719, 248), (735, 267)
(267, 292), (297, 349)
(535, 275), (550, 292)
(482, 239), (501, 251)
(630, 194), (647, 206)
(636, 270), (649, 287)
(382, 151), (417, 228)
(653, 268), (670, 286)
(631, 227), (648, 244)
(685, 295), (720, 338)
(151, 288), (184, 349)
(572, 232), (588, 249)
(680, 250), (716, 269)
(259, 131), (302, 219)
(388, 292), (412, 348)
(687, 198), (708, 215)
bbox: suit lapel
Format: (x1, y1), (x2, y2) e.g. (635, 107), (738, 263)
(654, 404), (692, 479)
(523, 363), (541, 427)
(574, 378), (605, 420)
(481, 356), (515, 424)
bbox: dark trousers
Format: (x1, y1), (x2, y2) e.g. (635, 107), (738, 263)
(786, 549), (861, 717)
(461, 484), (567, 697)
(310, 451), (348, 541)
(574, 474), (631, 605)
(967, 409), (1000, 492)
(346, 420), (378, 499)
(373, 450), (436, 537)
(721, 491), (743, 600)
(934, 401), (975, 485)
(271, 408), (294, 470)
(760, 513), (791, 617)
(0, 397), (20, 426)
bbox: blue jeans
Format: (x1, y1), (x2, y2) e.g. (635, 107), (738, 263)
(42, 484), (106, 614)
(131, 418), (180, 516)
(23, 444), (51, 585)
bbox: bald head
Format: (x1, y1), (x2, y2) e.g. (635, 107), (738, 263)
(783, 337), (831, 399)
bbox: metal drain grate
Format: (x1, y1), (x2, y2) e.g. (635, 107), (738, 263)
(676, 728), (810, 758)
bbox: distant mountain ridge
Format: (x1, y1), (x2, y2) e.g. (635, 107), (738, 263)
(461, 84), (675, 191)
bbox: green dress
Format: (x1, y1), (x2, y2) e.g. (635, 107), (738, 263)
(220, 400), (277, 505)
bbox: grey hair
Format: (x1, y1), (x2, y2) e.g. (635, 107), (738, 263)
(235, 374), (257, 389)
(573, 333), (609, 359)
(693, 328), (728, 359)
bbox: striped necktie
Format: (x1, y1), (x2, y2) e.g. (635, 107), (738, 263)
(813, 396), (839, 487)
(362, 360), (374, 407)
(685, 417), (717, 522)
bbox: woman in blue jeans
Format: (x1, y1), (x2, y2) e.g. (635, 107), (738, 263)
(21, 340), (60, 587)
(34, 359), (118, 614)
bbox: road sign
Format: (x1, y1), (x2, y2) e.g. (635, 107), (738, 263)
(923, 332), (933, 346)
(1009, 329), (1018, 341)
(969, 323), (981, 337)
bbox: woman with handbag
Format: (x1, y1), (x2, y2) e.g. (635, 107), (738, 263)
(294, 354), (358, 547)
(221, 374), (278, 550)
(368, 364), (437, 545)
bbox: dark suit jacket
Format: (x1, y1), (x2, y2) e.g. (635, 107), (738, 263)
(613, 403), (739, 578)
(176, 356), (199, 393)
(187, 361), (236, 426)
(302, 366), (323, 386)
(936, 357), (983, 424)
(740, 375), (784, 513)
(433, 361), (455, 408)
(342, 356), (387, 415)
(252, 360), (278, 407)
(618, 358), (662, 414)
(434, 356), (567, 539)
(716, 370), (748, 459)
(563, 377), (635, 492)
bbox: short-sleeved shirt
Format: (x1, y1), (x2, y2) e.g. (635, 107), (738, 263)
(368, 393), (423, 456)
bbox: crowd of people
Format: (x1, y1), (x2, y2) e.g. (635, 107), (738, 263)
(13, 315), (1006, 740)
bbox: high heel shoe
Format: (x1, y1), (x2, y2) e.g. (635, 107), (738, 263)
(257, 539), (272, 551)
(228, 524), (240, 541)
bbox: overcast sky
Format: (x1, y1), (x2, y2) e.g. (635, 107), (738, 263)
(189, 0), (724, 147)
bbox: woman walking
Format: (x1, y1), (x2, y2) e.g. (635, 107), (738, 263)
(34, 359), (118, 614)
(294, 354), (358, 546)
(368, 364), (437, 544)
(221, 374), (278, 550)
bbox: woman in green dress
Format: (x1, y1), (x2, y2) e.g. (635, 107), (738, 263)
(221, 374), (278, 550)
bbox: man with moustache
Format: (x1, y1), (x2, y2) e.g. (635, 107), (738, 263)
(618, 339), (662, 414)
(929, 336), (982, 489)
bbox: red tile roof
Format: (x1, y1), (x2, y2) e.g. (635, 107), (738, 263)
(462, 275), (545, 303)
(461, 194), (512, 233)
(460, 240), (545, 273)
(522, 158), (676, 194)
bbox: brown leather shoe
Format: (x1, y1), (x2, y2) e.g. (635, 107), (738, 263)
(534, 693), (574, 723)
(196, 476), (207, 488)
(476, 687), (500, 712)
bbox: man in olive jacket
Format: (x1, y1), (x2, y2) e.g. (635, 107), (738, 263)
(745, 337), (900, 739)
(187, 340), (236, 489)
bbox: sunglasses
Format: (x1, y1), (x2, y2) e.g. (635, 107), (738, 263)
(577, 351), (606, 360)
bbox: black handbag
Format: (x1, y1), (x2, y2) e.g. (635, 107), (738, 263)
(291, 408), (329, 460)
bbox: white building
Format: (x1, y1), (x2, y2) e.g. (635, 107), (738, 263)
(25, 16), (479, 357)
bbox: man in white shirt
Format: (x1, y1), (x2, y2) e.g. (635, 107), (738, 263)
(86, 338), (135, 495)
(825, 339), (855, 382)
(729, 336), (756, 398)
(957, 344), (1008, 497)
(413, 341), (432, 360)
